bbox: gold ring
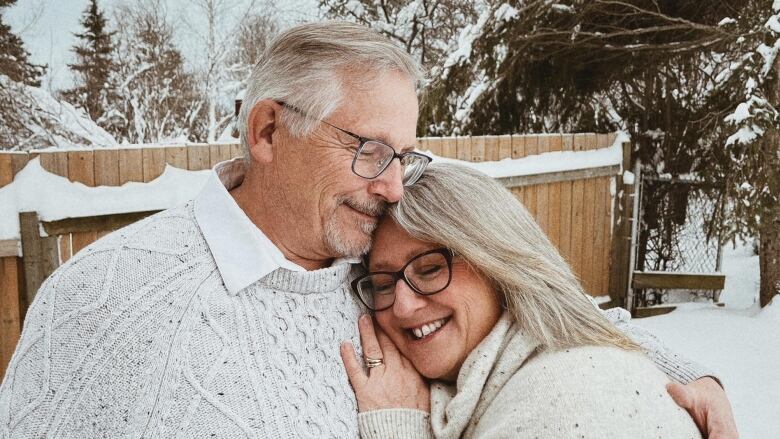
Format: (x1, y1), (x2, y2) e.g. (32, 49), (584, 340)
(365, 356), (384, 368)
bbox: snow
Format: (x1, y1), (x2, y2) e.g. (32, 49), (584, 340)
(643, 128), (665, 140)
(344, 0), (366, 16)
(493, 3), (518, 22)
(725, 125), (763, 146)
(551, 4), (574, 14)
(0, 75), (118, 150)
(766, 14), (780, 34)
(23, 85), (117, 147)
(217, 124), (239, 143)
(0, 158), (211, 240)
(422, 133), (627, 179)
(634, 239), (779, 438)
(622, 170), (635, 185)
(454, 73), (489, 123)
(757, 40), (780, 77)
(719, 241), (760, 309)
(440, 2), (493, 74)
(718, 17), (737, 26)
(725, 102), (752, 124)
(746, 77), (757, 92)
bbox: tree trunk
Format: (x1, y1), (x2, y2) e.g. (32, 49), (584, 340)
(760, 53), (780, 308)
(759, 201), (780, 307)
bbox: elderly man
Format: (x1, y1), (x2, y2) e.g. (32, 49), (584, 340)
(0, 22), (735, 438)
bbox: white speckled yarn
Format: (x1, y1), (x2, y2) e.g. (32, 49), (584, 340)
(358, 313), (703, 439)
(0, 203), (364, 438)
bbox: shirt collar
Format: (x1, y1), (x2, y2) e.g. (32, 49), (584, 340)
(194, 158), (360, 295)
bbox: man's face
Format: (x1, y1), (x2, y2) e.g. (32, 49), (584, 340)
(275, 70), (419, 259)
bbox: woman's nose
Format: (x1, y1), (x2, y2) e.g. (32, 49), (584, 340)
(391, 279), (428, 318)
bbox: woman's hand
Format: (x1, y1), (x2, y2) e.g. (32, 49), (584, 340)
(340, 314), (430, 413)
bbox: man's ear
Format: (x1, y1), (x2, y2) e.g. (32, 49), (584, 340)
(246, 100), (282, 164)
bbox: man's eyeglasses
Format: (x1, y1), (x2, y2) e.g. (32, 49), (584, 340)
(277, 101), (431, 186)
(351, 248), (454, 311)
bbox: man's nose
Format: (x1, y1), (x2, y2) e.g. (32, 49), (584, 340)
(369, 158), (404, 203)
(391, 279), (427, 318)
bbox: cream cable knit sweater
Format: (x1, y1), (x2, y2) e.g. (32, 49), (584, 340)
(358, 313), (703, 439)
(0, 204), (363, 438)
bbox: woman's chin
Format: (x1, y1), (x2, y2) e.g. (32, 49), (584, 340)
(411, 357), (459, 381)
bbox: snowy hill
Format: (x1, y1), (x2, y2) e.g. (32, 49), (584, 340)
(0, 75), (117, 151)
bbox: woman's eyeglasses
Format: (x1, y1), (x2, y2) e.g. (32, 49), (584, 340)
(351, 248), (454, 311)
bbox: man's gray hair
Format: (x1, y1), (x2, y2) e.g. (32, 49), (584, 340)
(238, 21), (424, 158)
(388, 163), (640, 352)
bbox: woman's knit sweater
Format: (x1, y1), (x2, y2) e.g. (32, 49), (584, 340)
(358, 313), (703, 439)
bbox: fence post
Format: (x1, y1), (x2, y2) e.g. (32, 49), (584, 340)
(609, 141), (633, 307)
(1, 152), (26, 378)
(625, 159), (642, 315)
(19, 212), (59, 306)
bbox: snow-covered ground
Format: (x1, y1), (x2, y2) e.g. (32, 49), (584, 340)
(634, 241), (779, 439)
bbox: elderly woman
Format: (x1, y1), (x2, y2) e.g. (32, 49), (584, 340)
(340, 163), (703, 438)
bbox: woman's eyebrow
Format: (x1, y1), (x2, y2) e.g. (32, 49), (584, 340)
(368, 257), (397, 272)
(368, 246), (437, 272)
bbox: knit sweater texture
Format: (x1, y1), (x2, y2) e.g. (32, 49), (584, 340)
(0, 203), (710, 438)
(358, 313), (703, 439)
(0, 204), (364, 438)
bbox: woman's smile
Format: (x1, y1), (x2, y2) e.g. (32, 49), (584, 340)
(370, 218), (503, 380)
(406, 316), (450, 340)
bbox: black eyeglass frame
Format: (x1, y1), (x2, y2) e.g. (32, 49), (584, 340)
(351, 248), (455, 312)
(276, 101), (432, 184)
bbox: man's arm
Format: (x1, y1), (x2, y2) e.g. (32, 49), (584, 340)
(598, 304), (739, 439)
(600, 306), (711, 384)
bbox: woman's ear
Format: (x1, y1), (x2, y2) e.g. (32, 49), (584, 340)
(246, 100), (282, 164)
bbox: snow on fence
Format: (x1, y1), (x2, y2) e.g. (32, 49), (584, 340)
(0, 133), (629, 377)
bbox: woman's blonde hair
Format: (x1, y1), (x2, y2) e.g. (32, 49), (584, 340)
(389, 162), (638, 351)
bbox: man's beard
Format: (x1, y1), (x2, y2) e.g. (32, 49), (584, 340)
(324, 197), (388, 258)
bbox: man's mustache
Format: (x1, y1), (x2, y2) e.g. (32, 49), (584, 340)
(343, 198), (388, 217)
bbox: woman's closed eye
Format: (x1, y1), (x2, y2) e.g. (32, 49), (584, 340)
(414, 264), (444, 278)
(372, 280), (395, 295)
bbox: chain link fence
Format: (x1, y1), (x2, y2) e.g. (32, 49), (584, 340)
(635, 174), (726, 306)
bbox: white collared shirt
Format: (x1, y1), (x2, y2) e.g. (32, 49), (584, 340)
(193, 158), (359, 295)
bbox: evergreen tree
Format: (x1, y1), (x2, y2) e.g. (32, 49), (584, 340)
(64, 0), (115, 121)
(708, 2), (780, 306)
(0, 0), (45, 85)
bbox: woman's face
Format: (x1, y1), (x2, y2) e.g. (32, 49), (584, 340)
(369, 218), (503, 381)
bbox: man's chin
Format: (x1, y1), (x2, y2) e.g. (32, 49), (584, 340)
(324, 218), (374, 258)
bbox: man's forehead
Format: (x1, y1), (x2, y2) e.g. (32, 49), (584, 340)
(332, 110), (419, 152)
(334, 71), (419, 148)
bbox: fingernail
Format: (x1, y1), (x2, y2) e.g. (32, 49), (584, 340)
(360, 314), (370, 323)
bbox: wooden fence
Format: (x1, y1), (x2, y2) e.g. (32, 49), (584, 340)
(0, 133), (629, 377)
